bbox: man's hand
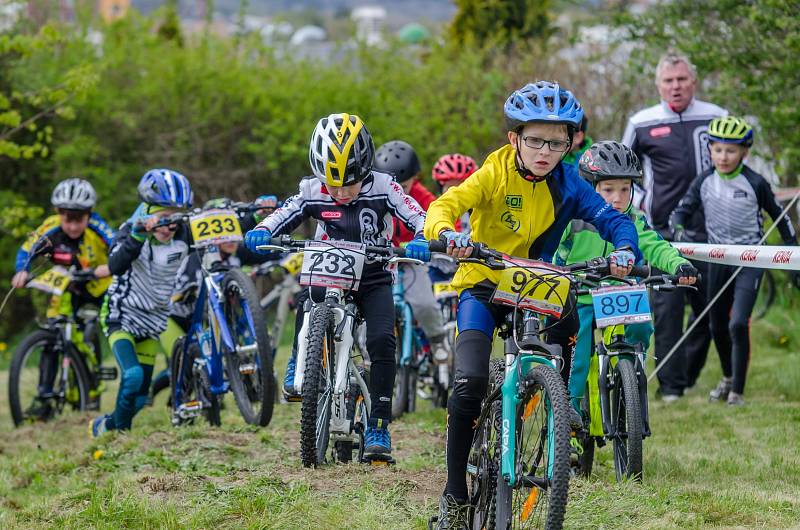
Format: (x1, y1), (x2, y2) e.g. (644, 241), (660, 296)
(609, 248), (635, 278)
(675, 263), (698, 285)
(440, 229), (473, 259)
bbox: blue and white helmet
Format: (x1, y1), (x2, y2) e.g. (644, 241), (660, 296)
(137, 169), (193, 208)
(504, 81), (584, 132)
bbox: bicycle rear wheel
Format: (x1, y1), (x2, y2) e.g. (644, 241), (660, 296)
(610, 358), (643, 482)
(223, 268), (275, 427)
(9, 329), (90, 427)
(495, 365), (571, 530)
(300, 305), (334, 467)
(468, 359), (504, 529)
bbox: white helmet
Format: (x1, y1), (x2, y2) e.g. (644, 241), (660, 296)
(51, 178), (97, 210)
(308, 113), (375, 187)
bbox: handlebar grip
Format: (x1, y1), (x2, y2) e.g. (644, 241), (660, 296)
(629, 264), (651, 278)
(429, 239), (448, 253)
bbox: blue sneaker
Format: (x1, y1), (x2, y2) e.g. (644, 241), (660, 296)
(90, 414), (110, 438)
(283, 355), (299, 400)
(364, 425), (392, 456)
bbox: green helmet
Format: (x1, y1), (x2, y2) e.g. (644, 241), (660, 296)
(708, 116), (753, 147)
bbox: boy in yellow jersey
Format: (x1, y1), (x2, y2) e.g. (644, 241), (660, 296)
(425, 82), (641, 528)
(13, 178), (114, 417)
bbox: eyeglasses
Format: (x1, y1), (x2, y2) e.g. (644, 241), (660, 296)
(521, 136), (570, 152)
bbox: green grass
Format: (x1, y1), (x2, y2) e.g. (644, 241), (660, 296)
(1, 306), (799, 529)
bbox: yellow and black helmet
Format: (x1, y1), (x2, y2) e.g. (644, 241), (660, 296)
(308, 113), (375, 187)
(708, 116), (753, 147)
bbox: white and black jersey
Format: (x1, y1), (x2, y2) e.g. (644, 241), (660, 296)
(105, 222), (192, 339)
(670, 165), (797, 246)
(622, 99), (728, 238)
(256, 171), (427, 284)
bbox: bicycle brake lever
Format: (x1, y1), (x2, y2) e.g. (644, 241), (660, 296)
(390, 257), (423, 266)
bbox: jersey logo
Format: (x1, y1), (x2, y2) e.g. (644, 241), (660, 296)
(500, 211), (520, 232)
(505, 195), (523, 210)
(321, 210), (342, 219)
(167, 252), (183, 264)
(733, 190), (748, 199)
(359, 208), (379, 245)
(650, 126), (671, 138)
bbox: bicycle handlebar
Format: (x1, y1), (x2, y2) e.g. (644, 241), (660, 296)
(262, 235), (409, 260)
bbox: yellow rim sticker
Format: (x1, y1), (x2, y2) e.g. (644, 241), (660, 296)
(27, 266), (71, 296)
(189, 208), (242, 246)
(491, 259), (570, 317)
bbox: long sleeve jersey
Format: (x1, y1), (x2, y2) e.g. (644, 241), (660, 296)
(670, 165), (797, 246)
(424, 144), (640, 292)
(256, 171), (427, 285)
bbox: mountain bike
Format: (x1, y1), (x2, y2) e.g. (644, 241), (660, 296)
(571, 264), (696, 482)
(428, 241), (596, 530)
(8, 243), (116, 426)
(169, 207), (274, 427)
(259, 235), (419, 467)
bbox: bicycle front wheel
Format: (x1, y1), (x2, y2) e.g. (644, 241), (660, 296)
(300, 304), (334, 467)
(495, 365), (571, 530)
(223, 268), (275, 427)
(9, 330), (90, 427)
(610, 358), (643, 482)
(468, 359), (504, 529)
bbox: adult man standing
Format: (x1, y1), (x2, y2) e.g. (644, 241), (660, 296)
(622, 52), (727, 401)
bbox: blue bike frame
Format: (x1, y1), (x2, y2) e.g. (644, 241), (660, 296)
(392, 266), (424, 368)
(174, 270), (259, 403)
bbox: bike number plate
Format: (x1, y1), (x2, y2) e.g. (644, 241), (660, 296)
(27, 266), (71, 295)
(280, 252), (304, 276)
(591, 284), (651, 327)
(433, 281), (457, 300)
(189, 208), (242, 247)
(300, 240), (366, 291)
(491, 260), (570, 317)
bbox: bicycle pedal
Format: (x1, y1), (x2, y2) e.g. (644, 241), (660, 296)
(282, 391), (302, 403)
(97, 366), (118, 380)
(362, 454), (396, 466)
(176, 400), (203, 419)
(238, 363), (256, 375)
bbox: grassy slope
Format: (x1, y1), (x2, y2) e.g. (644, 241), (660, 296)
(1, 305), (799, 529)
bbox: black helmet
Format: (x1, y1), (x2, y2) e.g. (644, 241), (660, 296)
(373, 140), (420, 183)
(579, 141), (642, 184)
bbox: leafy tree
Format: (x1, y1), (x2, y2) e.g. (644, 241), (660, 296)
(449, 0), (554, 50)
(620, 0), (800, 180)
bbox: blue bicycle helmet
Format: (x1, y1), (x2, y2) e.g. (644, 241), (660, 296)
(504, 81), (584, 132)
(137, 169), (193, 208)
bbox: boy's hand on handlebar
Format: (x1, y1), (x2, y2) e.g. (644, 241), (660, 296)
(440, 229), (473, 259)
(244, 228), (272, 253)
(609, 248), (635, 278)
(405, 234), (431, 262)
(11, 271), (29, 289)
(675, 263), (698, 285)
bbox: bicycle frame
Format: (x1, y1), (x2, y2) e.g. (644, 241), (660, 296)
(497, 311), (561, 488)
(259, 267), (301, 356)
(392, 266), (423, 369)
(175, 266), (260, 409)
(595, 323), (651, 438)
(293, 286), (371, 439)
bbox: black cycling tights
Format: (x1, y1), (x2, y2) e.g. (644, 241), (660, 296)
(707, 265), (762, 395)
(444, 286), (577, 501)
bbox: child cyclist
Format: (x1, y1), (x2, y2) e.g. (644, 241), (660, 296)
(91, 169), (194, 435)
(244, 113), (430, 458)
(373, 140), (451, 370)
(670, 116), (798, 406)
(424, 81), (641, 528)
(13, 178), (114, 417)
(555, 141), (698, 417)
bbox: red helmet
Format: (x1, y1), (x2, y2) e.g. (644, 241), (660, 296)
(432, 154), (477, 191)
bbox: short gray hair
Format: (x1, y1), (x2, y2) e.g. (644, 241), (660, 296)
(655, 51), (697, 83)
